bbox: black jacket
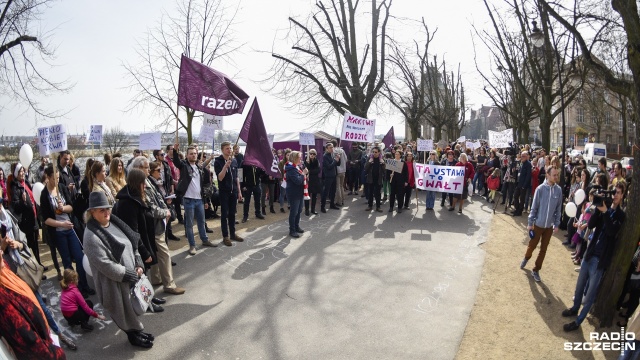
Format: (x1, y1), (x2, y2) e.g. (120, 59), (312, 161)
(365, 158), (386, 185)
(114, 185), (157, 267)
(173, 150), (206, 198)
(9, 179), (37, 231)
(585, 206), (625, 271)
(304, 158), (322, 194)
(40, 184), (75, 243)
(322, 152), (340, 178)
(213, 155), (239, 193)
(242, 165), (263, 188)
(57, 164), (77, 198)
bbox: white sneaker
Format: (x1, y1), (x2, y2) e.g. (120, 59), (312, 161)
(188, 247), (196, 255)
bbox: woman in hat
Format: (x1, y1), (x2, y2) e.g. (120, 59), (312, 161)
(83, 191), (155, 348)
(9, 163), (43, 269)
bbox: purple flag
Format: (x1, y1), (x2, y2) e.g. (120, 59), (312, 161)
(177, 55), (249, 116)
(381, 126), (396, 150)
(240, 99), (279, 178)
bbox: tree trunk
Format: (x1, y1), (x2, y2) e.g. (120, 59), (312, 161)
(407, 117), (421, 142)
(435, 125), (443, 142)
(540, 124), (551, 151)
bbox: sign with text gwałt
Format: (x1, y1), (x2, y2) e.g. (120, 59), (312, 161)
(341, 113), (375, 142)
(413, 163), (465, 194)
(37, 124), (67, 156)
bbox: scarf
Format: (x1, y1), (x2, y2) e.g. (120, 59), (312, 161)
(0, 259), (48, 332)
(0, 207), (24, 266)
(284, 162), (309, 200)
(86, 214), (140, 265)
(19, 179), (37, 218)
(96, 181), (116, 205)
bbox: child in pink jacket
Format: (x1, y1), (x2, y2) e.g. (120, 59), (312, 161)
(60, 269), (105, 331)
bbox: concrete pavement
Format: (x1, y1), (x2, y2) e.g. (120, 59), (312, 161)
(40, 192), (494, 360)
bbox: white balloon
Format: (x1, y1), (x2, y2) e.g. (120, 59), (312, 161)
(32, 182), (44, 206)
(19, 144), (33, 168)
(574, 189), (586, 206)
(565, 202), (577, 218)
(82, 255), (92, 278)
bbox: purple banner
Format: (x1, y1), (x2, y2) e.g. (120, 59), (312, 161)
(240, 98), (280, 178)
(381, 126), (396, 150)
(177, 55), (249, 116)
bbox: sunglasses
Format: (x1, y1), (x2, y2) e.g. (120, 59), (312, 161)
(159, 153), (166, 156)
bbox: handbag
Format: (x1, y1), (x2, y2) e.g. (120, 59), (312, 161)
(130, 274), (154, 316)
(16, 252), (44, 291)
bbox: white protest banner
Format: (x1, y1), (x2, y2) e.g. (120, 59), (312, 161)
(474, 140), (482, 149)
(341, 112), (375, 142)
(203, 114), (224, 130)
(37, 124), (67, 156)
(299, 132), (315, 146)
(139, 132), (162, 151)
(413, 163), (465, 194)
(86, 125), (103, 145)
(456, 135), (466, 143)
(465, 141), (475, 150)
(385, 159), (404, 173)
(198, 124), (215, 143)
(488, 128), (513, 148)
(417, 139), (433, 152)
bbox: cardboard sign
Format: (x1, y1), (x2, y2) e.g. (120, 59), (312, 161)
(465, 141), (475, 150)
(37, 124), (67, 156)
(488, 128), (513, 148)
(299, 132), (315, 146)
(203, 114), (224, 130)
(341, 112), (375, 142)
(413, 163), (465, 194)
(417, 139), (433, 152)
(198, 124), (215, 143)
(139, 132), (162, 151)
(86, 125), (103, 145)
(385, 159), (404, 173)
(456, 135), (466, 143)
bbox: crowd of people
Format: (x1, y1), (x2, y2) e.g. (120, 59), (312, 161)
(0, 135), (637, 357)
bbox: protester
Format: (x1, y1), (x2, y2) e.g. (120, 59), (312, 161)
(83, 191), (155, 348)
(277, 149), (291, 213)
(106, 157), (126, 200)
(165, 145), (183, 224)
(487, 169), (501, 203)
(321, 142), (341, 213)
(60, 269), (106, 331)
(472, 147), (487, 195)
(213, 142), (244, 247)
(562, 182), (626, 332)
(334, 143), (347, 207)
(347, 143), (363, 195)
(451, 153), (475, 214)
(424, 151), (438, 210)
(304, 149), (322, 216)
(9, 162), (44, 269)
(285, 151), (307, 238)
(241, 163), (265, 223)
(261, 166), (276, 215)
(511, 151), (532, 217)
(365, 146), (385, 212)
(57, 150), (77, 199)
(173, 144), (217, 253)
(402, 152), (416, 210)
(388, 150), (407, 213)
(520, 166), (563, 282)
(41, 164), (94, 297)
(88, 161), (116, 206)
(440, 151), (457, 207)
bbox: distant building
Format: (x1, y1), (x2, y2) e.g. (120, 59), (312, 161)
(461, 105), (505, 140)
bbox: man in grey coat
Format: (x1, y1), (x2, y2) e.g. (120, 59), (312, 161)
(519, 166), (562, 282)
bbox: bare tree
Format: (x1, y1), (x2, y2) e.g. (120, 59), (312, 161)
(481, 0), (580, 151)
(103, 126), (128, 155)
(423, 56), (464, 141)
(383, 19), (435, 141)
(124, 0), (241, 143)
(0, 0), (71, 118)
(269, 0), (391, 124)
(540, 0), (640, 328)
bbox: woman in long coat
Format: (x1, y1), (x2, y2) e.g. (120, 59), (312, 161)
(304, 149), (322, 216)
(83, 191), (154, 348)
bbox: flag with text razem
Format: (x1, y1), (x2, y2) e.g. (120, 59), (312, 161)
(413, 163), (465, 194)
(239, 98), (280, 178)
(177, 55), (249, 116)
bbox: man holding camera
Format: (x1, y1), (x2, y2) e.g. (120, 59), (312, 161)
(520, 166), (563, 282)
(562, 182), (626, 332)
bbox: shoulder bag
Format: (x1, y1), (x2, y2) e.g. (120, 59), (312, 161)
(130, 274), (154, 316)
(16, 251), (44, 291)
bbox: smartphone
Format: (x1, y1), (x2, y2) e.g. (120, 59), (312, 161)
(1, 224), (6, 239)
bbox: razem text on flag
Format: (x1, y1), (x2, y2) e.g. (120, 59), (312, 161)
(341, 113), (375, 142)
(177, 55), (249, 116)
(413, 163), (465, 194)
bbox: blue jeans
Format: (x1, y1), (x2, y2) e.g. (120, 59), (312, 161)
(183, 197), (208, 247)
(472, 171), (484, 193)
(219, 190), (238, 238)
(618, 341), (640, 360)
(288, 195), (303, 233)
(36, 291), (59, 333)
(571, 256), (604, 325)
(425, 191), (436, 208)
(55, 229), (89, 291)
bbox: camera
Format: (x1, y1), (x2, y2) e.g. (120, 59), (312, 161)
(591, 185), (615, 208)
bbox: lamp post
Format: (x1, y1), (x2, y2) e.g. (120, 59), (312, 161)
(529, 20), (580, 187)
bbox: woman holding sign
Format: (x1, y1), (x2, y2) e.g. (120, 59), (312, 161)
(388, 150), (408, 213)
(451, 153), (475, 214)
(425, 151), (439, 210)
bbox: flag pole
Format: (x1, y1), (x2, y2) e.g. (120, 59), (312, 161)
(175, 104), (180, 145)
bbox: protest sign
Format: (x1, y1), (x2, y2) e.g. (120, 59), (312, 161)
(456, 135), (466, 142)
(437, 140), (448, 149)
(474, 140), (482, 149)
(139, 132), (162, 151)
(38, 125), (68, 156)
(203, 114), (224, 130)
(465, 141), (475, 150)
(488, 128), (513, 148)
(198, 124), (215, 143)
(299, 132), (315, 146)
(413, 163), (465, 194)
(385, 159), (404, 173)
(341, 112), (375, 142)
(417, 139), (433, 152)
(86, 125), (103, 145)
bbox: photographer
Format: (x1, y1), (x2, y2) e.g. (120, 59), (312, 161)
(562, 182), (626, 332)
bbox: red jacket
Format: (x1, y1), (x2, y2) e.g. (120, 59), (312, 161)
(487, 175), (500, 191)
(456, 161), (475, 184)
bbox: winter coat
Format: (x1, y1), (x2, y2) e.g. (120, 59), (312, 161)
(365, 158), (386, 185)
(304, 158), (322, 194)
(114, 186), (156, 267)
(83, 215), (144, 332)
(285, 163), (305, 202)
(9, 179), (37, 232)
